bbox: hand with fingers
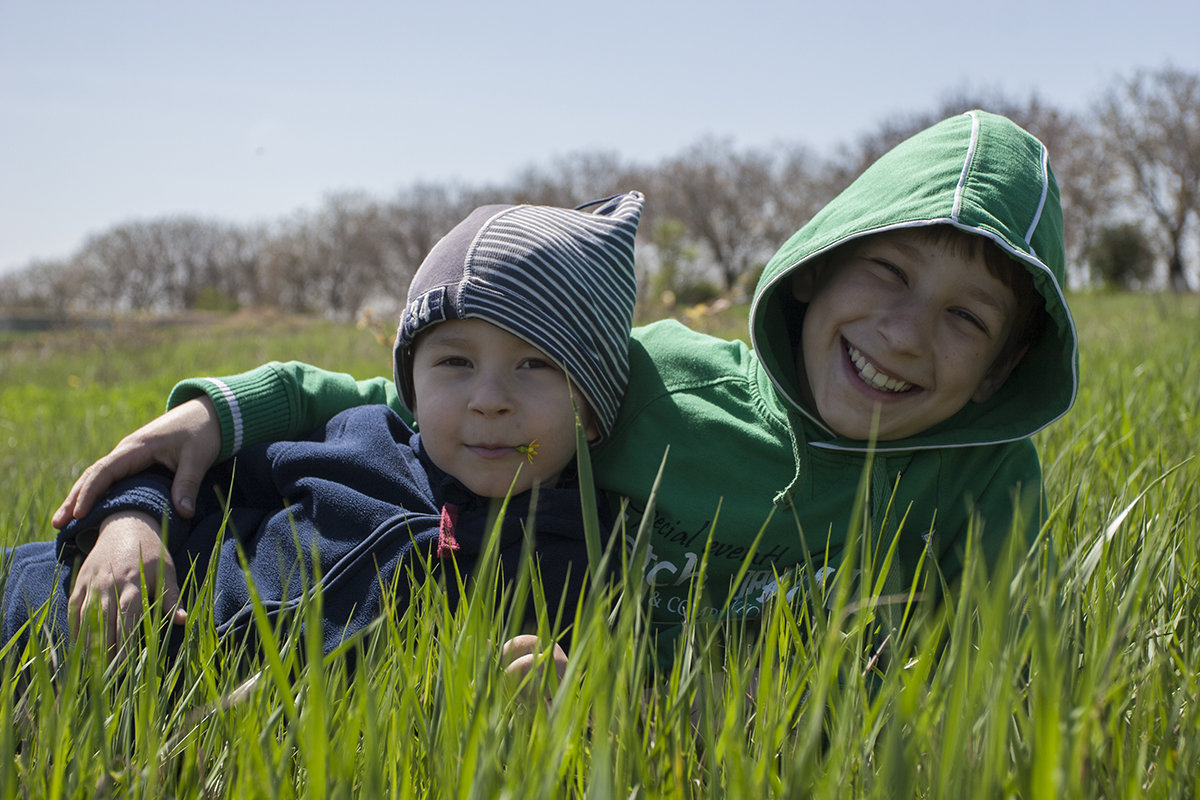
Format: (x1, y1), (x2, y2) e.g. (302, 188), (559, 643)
(68, 511), (187, 660)
(501, 634), (569, 702)
(53, 397), (222, 529)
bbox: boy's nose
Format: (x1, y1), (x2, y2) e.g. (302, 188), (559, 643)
(467, 374), (515, 416)
(877, 302), (933, 354)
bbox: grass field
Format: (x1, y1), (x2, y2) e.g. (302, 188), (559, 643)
(1, 294), (1198, 797)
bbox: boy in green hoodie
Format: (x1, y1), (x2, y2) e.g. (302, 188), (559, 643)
(55, 110), (1078, 653)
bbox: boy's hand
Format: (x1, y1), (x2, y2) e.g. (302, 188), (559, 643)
(68, 511), (187, 659)
(52, 397), (220, 528)
(501, 634), (569, 699)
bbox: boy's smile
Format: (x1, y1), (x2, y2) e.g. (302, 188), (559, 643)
(792, 229), (1019, 441)
(411, 319), (596, 497)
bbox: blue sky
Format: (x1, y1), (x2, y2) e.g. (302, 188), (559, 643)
(3, 0), (1199, 273)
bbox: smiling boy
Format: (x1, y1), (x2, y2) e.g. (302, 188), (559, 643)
(794, 227), (1040, 442)
(4, 192), (643, 657)
(54, 111), (1078, 657)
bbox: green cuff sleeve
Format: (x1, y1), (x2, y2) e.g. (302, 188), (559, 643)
(167, 363), (297, 461)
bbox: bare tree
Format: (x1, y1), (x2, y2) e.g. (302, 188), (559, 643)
(306, 192), (395, 317)
(762, 143), (838, 255)
(61, 217), (264, 312)
(151, 217), (263, 309)
(255, 220), (314, 313)
(511, 151), (639, 208)
(212, 223), (268, 309)
(1099, 66), (1200, 291)
(651, 137), (780, 292)
(0, 258), (78, 315)
(72, 222), (168, 311)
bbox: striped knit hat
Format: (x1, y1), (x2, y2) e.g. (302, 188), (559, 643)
(393, 190), (644, 441)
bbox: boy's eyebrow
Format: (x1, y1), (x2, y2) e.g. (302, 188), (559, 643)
(420, 328), (550, 357)
(419, 327), (487, 348)
(421, 333), (471, 347)
(875, 238), (924, 261)
(961, 284), (1014, 317)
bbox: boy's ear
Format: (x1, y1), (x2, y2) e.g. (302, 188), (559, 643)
(972, 344), (1029, 404)
(572, 393), (601, 444)
(582, 412), (601, 445)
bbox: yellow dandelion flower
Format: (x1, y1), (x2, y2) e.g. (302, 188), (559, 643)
(516, 439), (539, 463)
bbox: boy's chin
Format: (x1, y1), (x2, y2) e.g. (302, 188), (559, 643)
(812, 390), (976, 441)
(820, 410), (940, 442)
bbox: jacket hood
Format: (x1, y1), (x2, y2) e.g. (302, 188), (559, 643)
(750, 110), (1078, 452)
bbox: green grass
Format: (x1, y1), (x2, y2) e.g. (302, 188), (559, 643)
(1, 294), (1198, 797)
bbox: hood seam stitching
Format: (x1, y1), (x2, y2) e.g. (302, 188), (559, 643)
(950, 111), (982, 221)
(1024, 145), (1051, 248)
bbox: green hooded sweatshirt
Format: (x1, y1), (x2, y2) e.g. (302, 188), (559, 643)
(169, 110), (1078, 640)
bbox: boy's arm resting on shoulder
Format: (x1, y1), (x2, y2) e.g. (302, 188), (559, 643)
(53, 361), (398, 526)
(166, 360), (402, 461)
(52, 397), (222, 527)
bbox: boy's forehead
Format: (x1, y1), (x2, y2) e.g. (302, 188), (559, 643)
(853, 231), (1013, 288)
(850, 228), (968, 258)
(416, 318), (548, 354)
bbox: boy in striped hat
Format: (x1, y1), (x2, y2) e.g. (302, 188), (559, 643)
(5, 192), (644, 658)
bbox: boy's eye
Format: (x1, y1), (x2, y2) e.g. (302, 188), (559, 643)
(951, 308), (989, 335)
(436, 356), (471, 367)
(873, 259), (907, 283)
(519, 358), (555, 370)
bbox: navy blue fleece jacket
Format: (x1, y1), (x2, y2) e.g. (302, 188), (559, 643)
(24, 406), (602, 655)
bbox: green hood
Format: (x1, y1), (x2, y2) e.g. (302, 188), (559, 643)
(750, 110), (1078, 452)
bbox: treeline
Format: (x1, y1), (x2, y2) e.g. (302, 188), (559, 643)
(4, 65), (1197, 320)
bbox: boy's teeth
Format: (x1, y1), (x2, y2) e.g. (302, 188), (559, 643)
(846, 344), (913, 392)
